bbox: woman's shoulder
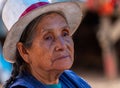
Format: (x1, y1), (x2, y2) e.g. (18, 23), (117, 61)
(60, 70), (91, 88)
(62, 70), (84, 79)
(10, 85), (27, 88)
(8, 73), (34, 88)
(8, 71), (46, 88)
(8, 79), (32, 88)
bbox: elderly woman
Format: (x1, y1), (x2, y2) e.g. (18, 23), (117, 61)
(2, 0), (91, 88)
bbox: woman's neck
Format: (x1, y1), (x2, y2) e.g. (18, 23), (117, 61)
(30, 68), (63, 84)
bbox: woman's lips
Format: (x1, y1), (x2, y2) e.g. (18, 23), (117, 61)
(53, 55), (70, 61)
(57, 55), (70, 59)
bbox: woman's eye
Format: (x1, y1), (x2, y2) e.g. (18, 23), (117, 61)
(63, 30), (69, 37)
(44, 35), (53, 41)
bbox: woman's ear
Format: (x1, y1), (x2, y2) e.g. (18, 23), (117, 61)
(17, 42), (30, 63)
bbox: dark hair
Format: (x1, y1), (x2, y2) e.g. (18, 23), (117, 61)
(4, 11), (67, 88)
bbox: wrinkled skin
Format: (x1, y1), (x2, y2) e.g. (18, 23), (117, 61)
(17, 13), (74, 84)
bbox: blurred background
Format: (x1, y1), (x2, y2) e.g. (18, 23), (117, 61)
(0, 0), (120, 88)
(0, 0), (12, 86)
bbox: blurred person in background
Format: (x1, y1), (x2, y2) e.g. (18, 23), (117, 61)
(86, 0), (120, 78)
(2, 0), (91, 88)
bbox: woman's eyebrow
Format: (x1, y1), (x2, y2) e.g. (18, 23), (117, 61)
(62, 25), (70, 29)
(40, 25), (70, 33)
(40, 28), (49, 33)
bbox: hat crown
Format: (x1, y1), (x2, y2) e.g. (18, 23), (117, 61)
(20, 2), (49, 18)
(2, 0), (82, 63)
(2, 0), (50, 31)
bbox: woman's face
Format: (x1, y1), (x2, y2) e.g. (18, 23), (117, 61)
(26, 13), (74, 72)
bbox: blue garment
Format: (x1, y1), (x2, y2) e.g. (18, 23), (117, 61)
(45, 82), (62, 88)
(9, 70), (91, 88)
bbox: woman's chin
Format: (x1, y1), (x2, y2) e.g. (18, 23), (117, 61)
(53, 62), (73, 71)
(52, 57), (73, 71)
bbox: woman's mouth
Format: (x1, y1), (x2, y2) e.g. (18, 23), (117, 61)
(53, 55), (70, 61)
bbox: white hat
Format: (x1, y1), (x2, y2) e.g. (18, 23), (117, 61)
(2, 0), (83, 63)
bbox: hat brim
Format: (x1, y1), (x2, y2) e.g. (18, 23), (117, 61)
(3, 2), (83, 63)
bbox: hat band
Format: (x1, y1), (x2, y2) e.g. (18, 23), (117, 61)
(20, 2), (49, 18)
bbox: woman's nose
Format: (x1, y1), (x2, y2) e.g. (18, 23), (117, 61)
(55, 37), (67, 51)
